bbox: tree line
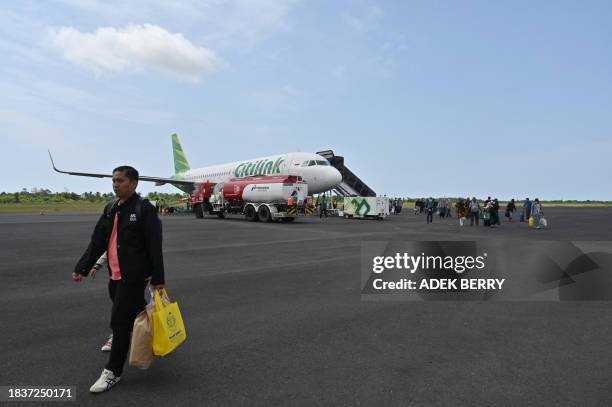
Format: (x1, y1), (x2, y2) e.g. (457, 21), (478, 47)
(0, 189), (185, 204)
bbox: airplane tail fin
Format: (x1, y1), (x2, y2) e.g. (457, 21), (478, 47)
(172, 133), (191, 175)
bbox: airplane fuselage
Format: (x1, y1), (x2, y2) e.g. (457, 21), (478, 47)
(180, 152), (341, 194)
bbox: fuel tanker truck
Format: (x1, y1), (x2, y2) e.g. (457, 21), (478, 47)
(190, 175), (313, 222)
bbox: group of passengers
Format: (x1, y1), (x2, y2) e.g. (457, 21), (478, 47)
(416, 198), (452, 224)
(453, 197), (545, 228)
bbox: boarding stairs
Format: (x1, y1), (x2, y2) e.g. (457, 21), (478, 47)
(316, 150), (376, 197)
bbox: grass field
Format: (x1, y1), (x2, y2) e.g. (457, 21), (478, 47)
(0, 202), (107, 213)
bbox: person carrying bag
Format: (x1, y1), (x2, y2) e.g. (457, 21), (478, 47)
(129, 287), (156, 369)
(152, 288), (187, 356)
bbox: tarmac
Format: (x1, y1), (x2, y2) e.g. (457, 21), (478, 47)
(1, 207), (611, 406)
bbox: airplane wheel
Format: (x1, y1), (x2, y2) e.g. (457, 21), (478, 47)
(258, 205), (272, 223)
(245, 205), (258, 221)
(217, 212), (225, 219)
(194, 204), (204, 219)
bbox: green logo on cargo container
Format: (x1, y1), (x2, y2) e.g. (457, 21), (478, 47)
(351, 198), (371, 215)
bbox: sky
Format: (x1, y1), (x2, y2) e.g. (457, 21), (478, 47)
(1, 0), (611, 200)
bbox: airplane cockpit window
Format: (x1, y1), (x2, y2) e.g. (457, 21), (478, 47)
(308, 160), (316, 166)
(301, 160), (309, 167)
(316, 160), (329, 166)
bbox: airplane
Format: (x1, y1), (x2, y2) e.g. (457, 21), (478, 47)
(49, 133), (342, 195)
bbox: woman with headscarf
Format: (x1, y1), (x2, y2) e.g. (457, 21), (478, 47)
(531, 198), (544, 228)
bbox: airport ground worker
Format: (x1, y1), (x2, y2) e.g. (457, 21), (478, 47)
(71, 166), (165, 393)
(320, 195), (328, 218)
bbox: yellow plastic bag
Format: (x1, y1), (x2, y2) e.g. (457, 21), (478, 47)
(528, 216), (535, 227)
(152, 289), (186, 356)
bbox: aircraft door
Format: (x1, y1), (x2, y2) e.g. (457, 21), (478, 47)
(287, 156), (297, 176)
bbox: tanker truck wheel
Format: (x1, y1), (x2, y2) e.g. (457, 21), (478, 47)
(194, 203), (204, 219)
(244, 205), (258, 221)
(258, 205), (272, 223)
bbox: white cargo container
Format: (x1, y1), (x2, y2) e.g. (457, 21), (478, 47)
(342, 197), (389, 220)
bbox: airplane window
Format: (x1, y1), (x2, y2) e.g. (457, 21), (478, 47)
(301, 161), (309, 167)
(316, 160), (329, 166)
(308, 160), (316, 166)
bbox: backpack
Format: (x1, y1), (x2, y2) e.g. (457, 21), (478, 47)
(105, 197), (146, 220)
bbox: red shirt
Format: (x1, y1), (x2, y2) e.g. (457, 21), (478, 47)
(108, 211), (121, 280)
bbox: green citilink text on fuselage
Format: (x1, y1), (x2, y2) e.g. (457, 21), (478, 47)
(233, 157), (285, 178)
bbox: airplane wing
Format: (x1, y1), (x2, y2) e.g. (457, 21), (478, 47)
(48, 150), (195, 188)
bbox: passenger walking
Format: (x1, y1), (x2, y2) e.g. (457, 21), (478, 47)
(491, 198), (501, 226)
(531, 198), (544, 228)
(89, 252), (113, 352)
(469, 197), (480, 226)
(483, 199), (493, 227)
(439, 198), (446, 219)
(414, 199), (424, 214)
(456, 199), (468, 226)
(72, 166), (165, 393)
(522, 198), (532, 222)
(425, 197), (435, 224)
(505, 199), (516, 222)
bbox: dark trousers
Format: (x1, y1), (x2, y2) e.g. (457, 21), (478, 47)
(320, 207), (327, 218)
(426, 209), (433, 223)
(470, 211), (479, 226)
(106, 279), (147, 376)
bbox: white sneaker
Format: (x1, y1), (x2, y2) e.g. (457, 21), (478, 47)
(89, 369), (120, 393)
(100, 334), (113, 352)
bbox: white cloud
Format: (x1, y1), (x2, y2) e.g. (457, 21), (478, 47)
(49, 24), (218, 81)
(58, 0), (299, 49)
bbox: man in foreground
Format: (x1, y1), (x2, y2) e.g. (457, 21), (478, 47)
(72, 166), (165, 393)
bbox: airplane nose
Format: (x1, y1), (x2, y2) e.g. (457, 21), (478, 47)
(330, 167), (342, 187)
